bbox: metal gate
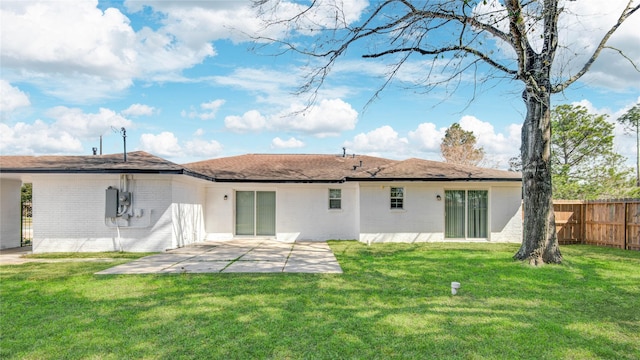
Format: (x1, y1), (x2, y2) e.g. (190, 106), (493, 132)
(21, 201), (32, 246)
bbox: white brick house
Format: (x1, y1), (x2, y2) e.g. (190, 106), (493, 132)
(0, 151), (522, 252)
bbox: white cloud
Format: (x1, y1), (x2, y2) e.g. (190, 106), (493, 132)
(408, 123), (447, 152)
(272, 99), (358, 137)
(45, 106), (132, 139)
(122, 103), (156, 116)
(193, 128), (205, 136)
(0, 106), (133, 155)
(138, 131), (224, 159)
(0, 0), (215, 101)
(0, 80), (30, 113)
(0, 120), (83, 155)
(459, 115), (520, 154)
(613, 123), (637, 170)
(344, 126), (409, 154)
(1, 1), (138, 100)
(572, 98), (639, 169)
(184, 139), (223, 158)
(138, 131), (182, 157)
(126, 0), (267, 44)
(224, 98), (358, 137)
(271, 137), (305, 149)
(213, 67), (301, 107)
(186, 99), (226, 120)
(1, 2), (137, 78)
(224, 110), (268, 133)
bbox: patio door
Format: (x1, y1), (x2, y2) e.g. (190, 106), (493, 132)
(235, 191), (276, 236)
(445, 190), (488, 239)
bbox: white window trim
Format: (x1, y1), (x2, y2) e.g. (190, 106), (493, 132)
(390, 186), (404, 210)
(328, 188), (342, 210)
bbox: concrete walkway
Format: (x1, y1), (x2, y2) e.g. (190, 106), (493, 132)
(0, 246), (117, 265)
(95, 240), (342, 274)
(0, 246), (32, 265)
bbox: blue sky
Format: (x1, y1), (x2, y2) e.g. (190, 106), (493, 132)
(1, 0), (638, 169)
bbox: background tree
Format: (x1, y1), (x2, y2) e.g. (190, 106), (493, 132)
(255, 1), (640, 264)
(507, 156), (522, 172)
(21, 183), (32, 204)
(440, 123), (485, 166)
(551, 104), (632, 199)
(617, 104), (640, 187)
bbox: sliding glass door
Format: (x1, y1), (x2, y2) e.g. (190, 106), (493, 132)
(445, 190), (488, 239)
(467, 190), (488, 238)
(235, 191), (276, 236)
(445, 191), (465, 238)
(256, 191), (276, 236)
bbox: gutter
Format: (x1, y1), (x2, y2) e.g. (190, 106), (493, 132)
(212, 178), (346, 184)
(1, 169), (521, 183)
(0, 168), (185, 175)
(345, 177), (522, 182)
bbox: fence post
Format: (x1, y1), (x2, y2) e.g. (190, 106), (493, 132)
(581, 202), (586, 245)
(624, 201), (629, 250)
(20, 199), (24, 247)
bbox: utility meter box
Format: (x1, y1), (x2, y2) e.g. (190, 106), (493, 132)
(105, 187), (119, 217)
(119, 192), (131, 206)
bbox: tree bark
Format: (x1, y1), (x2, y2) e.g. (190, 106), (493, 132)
(514, 87), (562, 264)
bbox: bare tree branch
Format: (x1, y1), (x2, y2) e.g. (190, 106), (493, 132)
(552, 1), (640, 93)
(251, 0), (639, 264)
(603, 45), (640, 72)
(363, 45), (518, 75)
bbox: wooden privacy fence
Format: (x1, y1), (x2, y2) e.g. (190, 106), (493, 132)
(554, 199), (640, 250)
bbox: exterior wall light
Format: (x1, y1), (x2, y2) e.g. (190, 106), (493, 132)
(224, 195), (228, 200)
(436, 195), (442, 201)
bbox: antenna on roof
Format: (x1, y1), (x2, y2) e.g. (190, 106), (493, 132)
(111, 126), (127, 162)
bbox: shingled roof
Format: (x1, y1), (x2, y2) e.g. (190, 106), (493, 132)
(0, 151), (194, 175)
(1, 152), (521, 182)
(183, 154), (521, 182)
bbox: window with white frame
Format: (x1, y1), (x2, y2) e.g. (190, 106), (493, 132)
(390, 187), (404, 209)
(329, 189), (342, 209)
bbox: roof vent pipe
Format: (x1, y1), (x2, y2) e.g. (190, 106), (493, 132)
(342, 147), (346, 157)
(92, 147), (97, 155)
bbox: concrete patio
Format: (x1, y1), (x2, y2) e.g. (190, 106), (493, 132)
(95, 240), (343, 274)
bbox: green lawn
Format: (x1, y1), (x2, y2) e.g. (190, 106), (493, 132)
(1, 242), (639, 359)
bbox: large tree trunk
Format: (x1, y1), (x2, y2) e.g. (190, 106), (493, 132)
(514, 88), (563, 265)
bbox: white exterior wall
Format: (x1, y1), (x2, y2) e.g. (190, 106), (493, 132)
(0, 179), (22, 249)
(30, 174), (203, 253)
(204, 183), (359, 242)
(489, 186), (523, 243)
(25, 173), (520, 251)
(359, 182), (523, 244)
(171, 177), (206, 248)
(276, 183), (359, 241)
(359, 182), (444, 244)
(204, 184), (234, 240)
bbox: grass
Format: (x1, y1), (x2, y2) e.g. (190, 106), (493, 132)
(1, 242), (639, 359)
